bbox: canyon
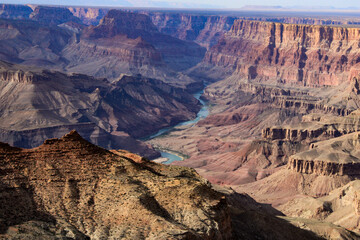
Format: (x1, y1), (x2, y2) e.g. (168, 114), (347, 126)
(2, 3), (360, 239)
(0, 60), (202, 159)
(202, 19), (360, 86)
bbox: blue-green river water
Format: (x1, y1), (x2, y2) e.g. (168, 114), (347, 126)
(146, 88), (209, 164)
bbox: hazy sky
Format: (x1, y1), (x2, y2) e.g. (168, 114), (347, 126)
(4, 0), (360, 9)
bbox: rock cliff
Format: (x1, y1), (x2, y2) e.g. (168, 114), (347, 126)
(63, 10), (206, 86)
(0, 4), (32, 19)
(0, 9), (206, 89)
(204, 19), (360, 86)
(0, 18), (72, 67)
(68, 7), (108, 25)
(145, 12), (236, 49)
(29, 6), (82, 25)
(288, 132), (360, 176)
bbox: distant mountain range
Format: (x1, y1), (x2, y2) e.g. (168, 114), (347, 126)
(3, 0), (219, 9)
(3, 1), (360, 10)
(240, 5), (360, 12)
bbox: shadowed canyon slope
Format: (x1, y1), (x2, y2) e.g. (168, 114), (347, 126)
(0, 8), (206, 88)
(0, 131), (324, 239)
(0, 61), (202, 158)
(63, 10), (206, 84)
(144, 12), (237, 49)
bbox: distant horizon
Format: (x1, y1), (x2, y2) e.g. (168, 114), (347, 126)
(2, 0), (360, 11)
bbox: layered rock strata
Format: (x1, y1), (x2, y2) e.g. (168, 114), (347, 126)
(0, 61), (201, 158)
(145, 12), (236, 49)
(0, 9), (205, 89)
(204, 19), (360, 86)
(63, 10), (206, 84)
(288, 132), (360, 176)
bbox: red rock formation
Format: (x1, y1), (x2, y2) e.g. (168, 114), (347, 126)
(204, 20), (360, 86)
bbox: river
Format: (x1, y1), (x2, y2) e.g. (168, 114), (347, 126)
(145, 88), (209, 164)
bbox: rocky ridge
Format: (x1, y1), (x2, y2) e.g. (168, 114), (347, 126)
(0, 61), (202, 158)
(0, 131), (324, 239)
(0, 130), (232, 239)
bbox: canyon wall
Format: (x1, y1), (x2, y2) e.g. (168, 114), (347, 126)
(0, 61), (202, 158)
(0, 4), (32, 19)
(145, 12), (236, 49)
(287, 132), (360, 177)
(204, 19), (360, 86)
(68, 7), (108, 25)
(239, 16), (360, 26)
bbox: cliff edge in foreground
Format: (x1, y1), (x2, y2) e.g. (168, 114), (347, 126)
(0, 131), (323, 239)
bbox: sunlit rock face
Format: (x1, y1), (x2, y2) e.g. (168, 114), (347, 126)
(205, 19), (360, 86)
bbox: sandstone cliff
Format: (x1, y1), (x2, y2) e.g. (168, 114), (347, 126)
(204, 19), (360, 86)
(288, 132), (360, 176)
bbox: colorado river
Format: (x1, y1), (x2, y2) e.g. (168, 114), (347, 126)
(145, 87), (210, 164)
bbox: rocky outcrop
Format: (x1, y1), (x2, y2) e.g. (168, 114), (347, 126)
(0, 131), (233, 239)
(288, 132), (360, 176)
(84, 10), (159, 38)
(0, 131), (324, 239)
(204, 19), (360, 86)
(0, 123), (160, 159)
